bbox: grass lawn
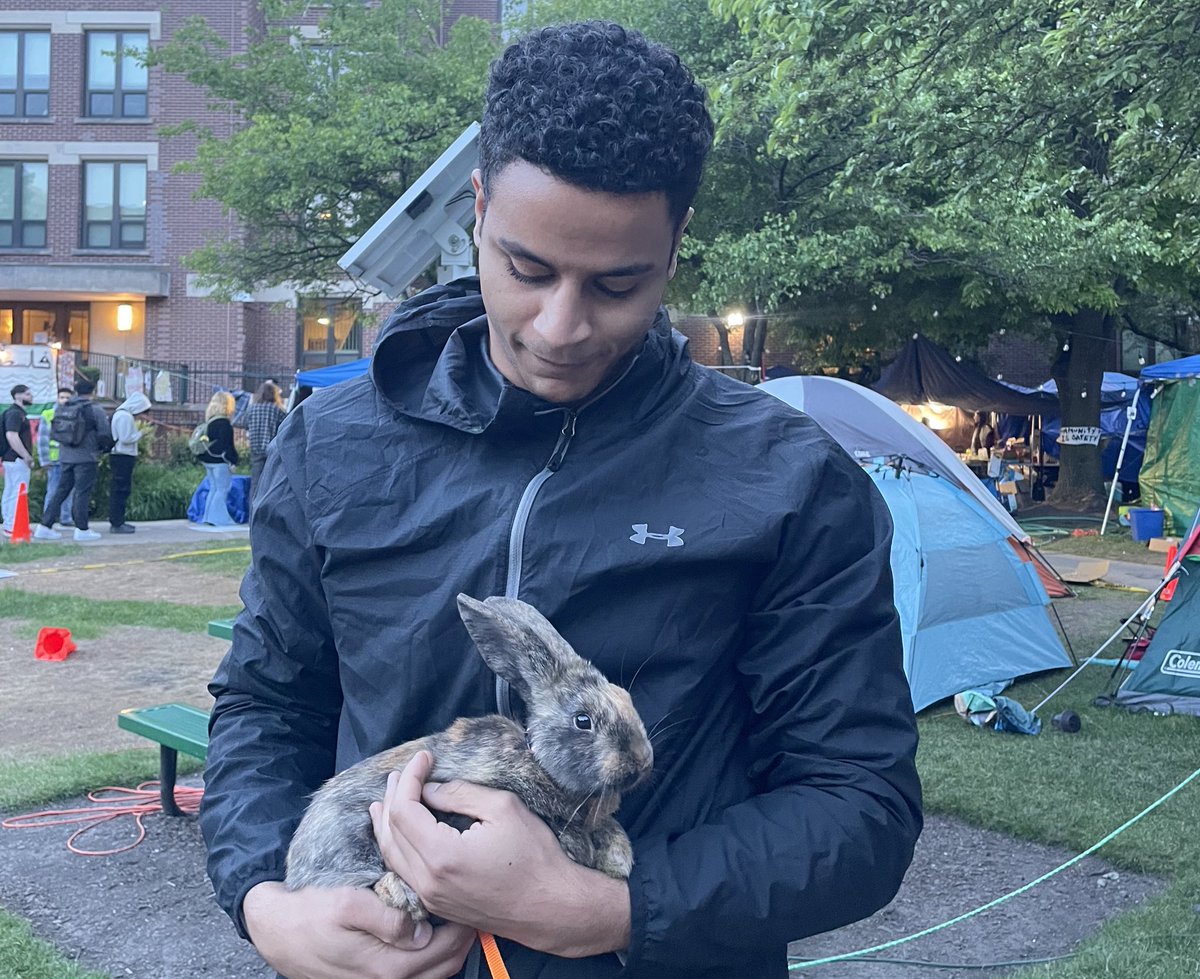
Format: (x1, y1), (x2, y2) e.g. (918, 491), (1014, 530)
(915, 584), (1199, 977)
(1038, 530), (1167, 566)
(164, 545), (251, 579)
(0, 543), (80, 564)
(0, 590), (241, 640)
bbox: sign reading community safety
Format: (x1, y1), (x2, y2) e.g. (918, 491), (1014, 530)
(1057, 426), (1102, 446)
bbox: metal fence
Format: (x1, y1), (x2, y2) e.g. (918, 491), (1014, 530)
(67, 350), (292, 407)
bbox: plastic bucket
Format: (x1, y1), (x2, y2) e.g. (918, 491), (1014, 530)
(1128, 508), (1164, 542)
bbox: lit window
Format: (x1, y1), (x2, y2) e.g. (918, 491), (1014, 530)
(0, 161), (49, 248)
(85, 31), (148, 118)
(82, 161), (146, 249)
(0, 31), (50, 117)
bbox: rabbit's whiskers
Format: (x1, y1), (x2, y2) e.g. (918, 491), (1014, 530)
(563, 789), (599, 833)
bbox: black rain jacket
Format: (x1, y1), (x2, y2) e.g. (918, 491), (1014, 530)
(201, 279), (922, 979)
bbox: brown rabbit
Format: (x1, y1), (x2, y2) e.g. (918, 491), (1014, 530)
(284, 593), (654, 921)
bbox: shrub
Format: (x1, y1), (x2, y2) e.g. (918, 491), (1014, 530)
(26, 458), (204, 523)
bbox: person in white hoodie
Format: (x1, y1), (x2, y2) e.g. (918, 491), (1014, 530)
(109, 392), (152, 534)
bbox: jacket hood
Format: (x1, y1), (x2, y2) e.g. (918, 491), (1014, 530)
(117, 393), (151, 414)
(369, 278), (692, 434)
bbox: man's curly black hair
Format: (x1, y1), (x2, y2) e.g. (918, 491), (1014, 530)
(480, 21), (714, 227)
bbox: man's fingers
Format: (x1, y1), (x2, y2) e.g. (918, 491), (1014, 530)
(421, 778), (517, 823)
(332, 887), (431, 951)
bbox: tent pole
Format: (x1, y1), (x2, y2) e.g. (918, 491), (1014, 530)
(1100, 387), (1140, 536)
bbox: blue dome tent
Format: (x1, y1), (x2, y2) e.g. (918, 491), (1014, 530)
(760, 375), (1072, 710)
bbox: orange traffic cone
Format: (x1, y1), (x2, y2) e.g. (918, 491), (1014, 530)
(10, 482), (31, 544)
(1161, 544), (1179, 603)
(35, 627), (77, 661)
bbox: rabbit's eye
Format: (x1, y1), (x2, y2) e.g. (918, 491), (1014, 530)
(573, 713), (592, 730)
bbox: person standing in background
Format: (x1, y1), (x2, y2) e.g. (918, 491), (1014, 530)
(197, 392), (239, 526)
(38, 387), (76, 528)
(34, 378), (109, 542)
(245, 380), (286, 501)
(2, 384), (36, 536)
(109, 392), (152, 534)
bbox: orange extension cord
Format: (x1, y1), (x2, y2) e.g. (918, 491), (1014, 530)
(0, 782), (202, 855)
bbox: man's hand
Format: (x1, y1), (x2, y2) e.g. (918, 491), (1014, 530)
(370, 751), (631, 959)
(242, 880), (474, 979)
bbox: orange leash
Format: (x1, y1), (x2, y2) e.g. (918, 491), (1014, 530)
(478, 931), (511, 979)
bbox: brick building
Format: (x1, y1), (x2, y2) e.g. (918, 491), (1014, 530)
(0, 1), (500, 402)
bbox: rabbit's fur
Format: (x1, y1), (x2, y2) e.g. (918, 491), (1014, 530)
(284, 594), (654, 921)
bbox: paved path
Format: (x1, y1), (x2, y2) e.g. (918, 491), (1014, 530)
(21, 518), (248, 548)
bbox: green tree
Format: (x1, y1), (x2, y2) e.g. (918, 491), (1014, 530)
(149, 0), (499, 297)
(707, 0), (1200, 505)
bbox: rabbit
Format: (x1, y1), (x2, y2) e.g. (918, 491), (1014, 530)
(284, 593), (654, 922)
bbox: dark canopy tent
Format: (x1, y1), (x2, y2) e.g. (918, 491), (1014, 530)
(873, 335), (1057, 415)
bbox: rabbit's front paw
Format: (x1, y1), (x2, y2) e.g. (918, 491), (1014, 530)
(593, 828), (634, 880)
(373, 871), (428, 920)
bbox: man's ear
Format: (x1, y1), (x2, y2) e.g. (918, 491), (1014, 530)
(667, 206), (694, 280)
(471, 169), (486, 248)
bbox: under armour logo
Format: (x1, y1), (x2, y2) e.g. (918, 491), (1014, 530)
(630, 524), (685, 547)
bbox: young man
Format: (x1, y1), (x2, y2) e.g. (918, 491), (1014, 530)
(201, 21), (921, 979)
(109, 392), (152, 533)
(33, 378), (109, 542)
(38, 387), (77, 528)
(2, 384), (36, 535)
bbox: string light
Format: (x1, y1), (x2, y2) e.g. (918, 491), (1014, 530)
(955, 355), (962, 362)
(999, 328), (1006, 335)
(1081, 390), (1088, 398)
(871, 303), (877, 311)
(996, 373), (1004, 380)
(1063, 342), (1070, 351)
(932, 310), (939, 318)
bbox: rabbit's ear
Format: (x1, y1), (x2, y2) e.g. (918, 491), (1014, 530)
(457, 594), (573, 700)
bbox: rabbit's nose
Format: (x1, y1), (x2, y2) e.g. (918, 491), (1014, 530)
(631, 740), (654, 778)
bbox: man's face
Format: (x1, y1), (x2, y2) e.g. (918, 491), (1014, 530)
(15, 390), (33, 406)
(56, 391), (70, 406)
(472, 162), (688, 404)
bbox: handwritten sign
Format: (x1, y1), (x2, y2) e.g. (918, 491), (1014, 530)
(1057, 426), (1102, 446)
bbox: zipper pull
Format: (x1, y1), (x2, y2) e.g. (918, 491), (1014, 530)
(546, 410), (577, 472)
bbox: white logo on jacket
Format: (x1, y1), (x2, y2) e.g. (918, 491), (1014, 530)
(630, 524), (685, 547)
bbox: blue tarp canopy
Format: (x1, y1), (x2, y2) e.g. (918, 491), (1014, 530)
(296, 357), (371, 388)
(1140, 354), (1200, 380)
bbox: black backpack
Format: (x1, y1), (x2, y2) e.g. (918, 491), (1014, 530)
(49, 400), (90, 447)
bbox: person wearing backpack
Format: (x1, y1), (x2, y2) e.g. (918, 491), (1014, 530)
(195, 391), (239, 526)
(34, 378), (110, 542)
(108, 392), (152, 534)
(2, 384), (36, 536)
(38, 387), (77, 528)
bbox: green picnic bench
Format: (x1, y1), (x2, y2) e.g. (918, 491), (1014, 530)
(114, 618), (234, 814)
(117, 703), (209, 816)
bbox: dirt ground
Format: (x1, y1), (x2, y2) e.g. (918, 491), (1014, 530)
(0, 544), (1170, 978)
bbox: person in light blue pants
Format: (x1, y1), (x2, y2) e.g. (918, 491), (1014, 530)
(196, 392), (239, 526)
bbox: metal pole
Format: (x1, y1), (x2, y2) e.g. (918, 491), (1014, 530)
(1100, 387), (1140, 535)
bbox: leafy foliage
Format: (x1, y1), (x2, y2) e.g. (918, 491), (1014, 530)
(147, 0), (500, 296)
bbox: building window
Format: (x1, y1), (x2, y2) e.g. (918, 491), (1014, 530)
(0, 31), (50, 117)
(298, 298), (362, 369)
(0, 161), (48, 248)
(85, 31), (148, 118)
(82, 161), (146, 249)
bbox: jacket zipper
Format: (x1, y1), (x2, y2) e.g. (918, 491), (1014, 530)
(496, 408), (578, 718)
(494, 348), (641, 717)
